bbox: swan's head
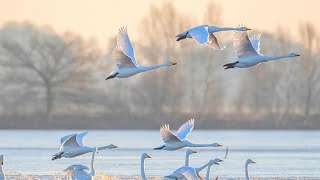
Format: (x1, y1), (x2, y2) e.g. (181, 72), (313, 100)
(110, 144), (118, 149)
(186, 149), (197, 155)
(141, 153), (152, 159)
(239, 26), (251, 31)
(166, 61), (177, 66)
(0, 155), (3, 165)
(209, 158), (223, 165)
(288, 53), (300, 57)
(246, 159), (256, 165)
(52, 152), (64, 161)
(106, 71), (118, 80)
(212, 143), (223, 147)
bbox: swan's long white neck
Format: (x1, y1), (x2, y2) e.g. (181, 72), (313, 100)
(90, 149), (96, 177)
(140, 62), (170, 72)
(141, 157), (147, 180)
(245, 163), (250, 180)
(196, 162), (211, 172)
(208, 26), (242, 33)
(185, 153), (190, 166)
(262, 54), (293, 62)
(96, 145), (113, 151)
(206, 164), (213, 180)
(188, 142), (216, 148)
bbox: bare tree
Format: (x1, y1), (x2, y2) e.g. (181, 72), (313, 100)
(0, 23), (98, 120)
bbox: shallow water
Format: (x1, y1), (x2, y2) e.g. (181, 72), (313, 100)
(0, 130), (319, 179)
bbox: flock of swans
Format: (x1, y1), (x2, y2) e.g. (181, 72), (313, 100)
(0, 24), (300, 180)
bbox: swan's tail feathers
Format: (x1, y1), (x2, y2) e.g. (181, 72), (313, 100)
(154, 145), (165, 150)
(176, 32), (189, 41)
(223, 61), (238, 70)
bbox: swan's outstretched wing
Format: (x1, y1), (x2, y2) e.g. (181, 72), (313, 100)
(160, 124), (181, 143)
(176, 119), (194, 140)
(233, 26), (258, 58)
(115, 26), (137, 67)
(113, 46), (136, 68)
(60, 134), (81, 150)
(189, 26), (209, 44)
(76, 132), (88, 147)
(207, 33), (224, 50)
(60, 133), (77, 144)
(175, 167), (200, 180)
(249, 33), (261, 54)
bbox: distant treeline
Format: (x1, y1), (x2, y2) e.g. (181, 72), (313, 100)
(0, 2), (319, 129)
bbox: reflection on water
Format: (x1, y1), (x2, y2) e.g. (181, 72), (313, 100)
(0, 130), (319, 178)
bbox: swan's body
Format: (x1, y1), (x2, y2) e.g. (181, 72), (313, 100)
(185, 149), (197, 166)
(64, 148), (98, 180)
(0, 155), (6, 180)
(154, 119), (222, 151)
(141, 153), (151, 180)
(106, 27), (177, 80)
(228, 159), (255, 180)
(52, 132), (117, 160)
(165, 158), (222, 180)
(224, 31), (300, 69)
(176, 25), (250, 50)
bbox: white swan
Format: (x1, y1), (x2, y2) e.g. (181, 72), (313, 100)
(52, 132), (118, 160)
(185, 149), (197, 166)
(106, 27), (177, 80)
(223, 29), (300, 69)
(0, 155), (6, 180)
(140, 153), (151, 180)
(176, 25), (251, 50)
(64, 147), (98, 180)
(228, 159), (256, 180)
(154, 119), (222, 150)
(165, 158), (222, 180)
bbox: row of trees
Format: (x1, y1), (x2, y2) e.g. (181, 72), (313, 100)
(0, 2), (319, 129)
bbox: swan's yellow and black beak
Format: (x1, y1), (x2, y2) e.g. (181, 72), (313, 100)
(52, 152), (63, 161)
(170, 62), (177, 65)
(112, 144), (119, 149)
(217, 143), (223, 147)
(146, 154), (152, 158)
(192, 150), (197, 154)
(252, 161), (256, 164)
(295, 54), (300, 57)
(214, 162), (220, 165)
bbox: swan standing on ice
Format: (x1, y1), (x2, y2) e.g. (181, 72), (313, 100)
(223, 30), (300, 69)
(106, 27), (177, 80)
(64, 148), (98, 180)
(185, 149), (197, 166)
(0, 155), (6, 180)
(140, 153), (152, 180)
(176, 25), (251, 50)
(154, 119), (222, 150)
(228, 159), (256, 180)
(52, 132), (118, 160)
(165, 158), (222, 180)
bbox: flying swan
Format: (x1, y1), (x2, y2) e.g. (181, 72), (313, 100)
(64, 147), (98, 180)
(176, 25), (251, 50)
(154, 119), (222, 150)
(52, 132), (118, 160)
(223, 29), (300, 69)
(106, 27), (177, 80)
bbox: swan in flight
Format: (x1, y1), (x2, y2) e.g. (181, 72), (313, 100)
(64, 147), (98, 180)
(228, 159), (256, 180)
(0, 155), (5, 180)
(140, 153), (152, 180)
(176, 25), (251, 50)
(165, 158), (222, 180)
(106, 27), (177, 80)
(154, 119), (222, 150)
(185, 149), (197, 166)
(52, 132), (118, 160)
(223, 29), (300, 69)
